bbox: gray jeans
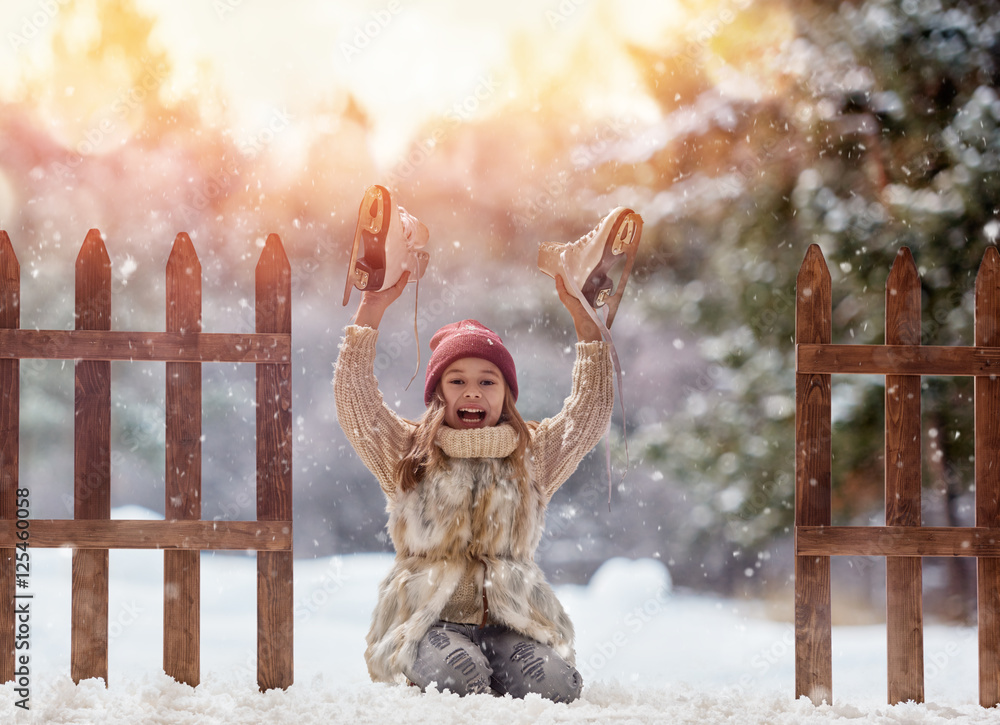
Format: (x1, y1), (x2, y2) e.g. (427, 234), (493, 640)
(404, 621), (583, 702)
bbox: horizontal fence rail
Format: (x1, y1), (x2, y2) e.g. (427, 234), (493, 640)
(0, 228), (293, 692)
(794, 243), (1000, 707)
(0, 329), (290, 362)
(797, 526), (1000, 558)
(0, 520), (293, 550)
(797, 344), (1000, 375)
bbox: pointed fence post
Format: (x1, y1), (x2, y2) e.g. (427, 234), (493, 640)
(72, 229), (112, 684)
(976, 246), (1000, 708)
(884, 247), (924, 704)
(0, 231), (19, 685)
(255, 234), (293, 691)
(794, 244), (833, 703)
(164, 233), (202, 687)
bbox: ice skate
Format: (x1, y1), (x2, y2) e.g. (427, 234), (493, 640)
(537, 207), (642, 328)
(538, 207), (642, 505)
(342, 185), (430, 306)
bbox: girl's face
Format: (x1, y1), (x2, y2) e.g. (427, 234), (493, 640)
(438, 357), (506, 429)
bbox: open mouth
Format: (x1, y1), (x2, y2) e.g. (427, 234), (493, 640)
(458, 407), (487, 425)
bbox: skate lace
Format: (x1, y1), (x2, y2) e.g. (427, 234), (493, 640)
(398, 205), (424, 390)
(574, 227), (599, 248)
(558, 249), (629, 509)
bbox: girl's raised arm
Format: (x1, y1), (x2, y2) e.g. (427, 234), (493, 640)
(555, 275), (602, 343)
(335, 271), (417, 500)
(527, 275), (614, 500)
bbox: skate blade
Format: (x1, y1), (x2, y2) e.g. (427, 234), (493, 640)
(596, 211), (641, 328)
(342, 185), (388, 306)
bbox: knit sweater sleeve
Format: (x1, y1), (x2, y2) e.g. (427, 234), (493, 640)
(530, 340), (614, 501)
(333, 324), (414, 501)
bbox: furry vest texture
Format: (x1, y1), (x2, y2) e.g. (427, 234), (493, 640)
(365, 453), (575, 684)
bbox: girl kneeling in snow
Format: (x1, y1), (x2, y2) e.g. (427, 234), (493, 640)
(334, 265), (613, 701)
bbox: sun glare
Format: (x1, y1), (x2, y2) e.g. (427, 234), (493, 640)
(2, 0), (797, 163)
(0, 0), (799, 252)
(698, 0), (799, 100)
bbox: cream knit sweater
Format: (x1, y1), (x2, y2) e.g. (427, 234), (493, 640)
(334, 324), (614, 501)
(334, 324), (614, 623)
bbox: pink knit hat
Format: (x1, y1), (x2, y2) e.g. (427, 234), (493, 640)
(424, 320), (518, 405)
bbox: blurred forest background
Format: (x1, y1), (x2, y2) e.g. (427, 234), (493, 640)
(2, 0), (999, 624)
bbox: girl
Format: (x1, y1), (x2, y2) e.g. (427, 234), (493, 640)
(334, 233), (614, 701)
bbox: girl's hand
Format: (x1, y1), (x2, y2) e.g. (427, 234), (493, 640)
(556, 275), (602, 342)
(352, 271), (410, 329)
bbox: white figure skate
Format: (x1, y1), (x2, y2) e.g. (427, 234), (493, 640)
(342, 185), (429, 306)
(538, 207), (643, 505)
(537, 207), (642, 328)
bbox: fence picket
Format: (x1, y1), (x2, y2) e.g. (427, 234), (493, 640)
(884, 248), (924, 704)
(0, 231), (19, 685)
(794, 244), (833, 703)
(164, 233), (202, 687)
(976, 246), (1000, 707)
(254, 233), (293, 691)
(72, 229), (112, 684)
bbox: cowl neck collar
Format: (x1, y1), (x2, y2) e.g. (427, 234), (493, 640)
(435, 423), (518, 459)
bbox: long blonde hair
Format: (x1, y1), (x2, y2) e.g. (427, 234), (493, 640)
(395, 383), (533, 492)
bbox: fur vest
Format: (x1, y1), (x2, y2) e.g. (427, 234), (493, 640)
(364, 430), (574, 684)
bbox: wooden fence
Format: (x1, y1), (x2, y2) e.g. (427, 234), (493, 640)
(0, 229), (293, 691)
(794, 243), (1000, 706)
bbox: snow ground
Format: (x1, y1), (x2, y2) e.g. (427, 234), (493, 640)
(1, 507), (996, 724)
